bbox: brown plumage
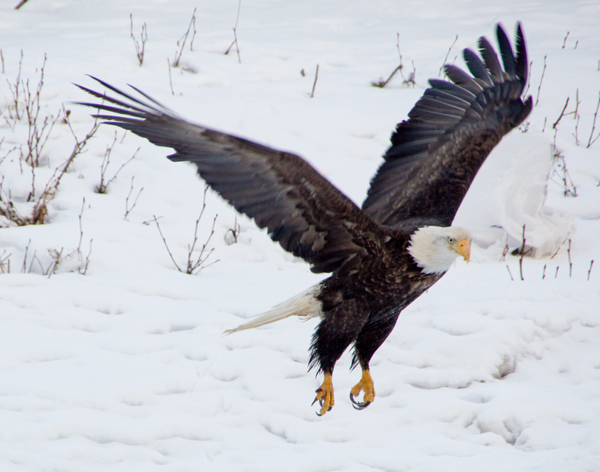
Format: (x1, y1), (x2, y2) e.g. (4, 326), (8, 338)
(76, 23), (531, 415)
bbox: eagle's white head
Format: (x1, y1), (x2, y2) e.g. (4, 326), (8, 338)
(407, 226), (472, 275)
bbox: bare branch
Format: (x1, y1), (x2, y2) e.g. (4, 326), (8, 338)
(130, 14), (148, 66)
(172, 8), (197, 68)
(586, 91), (600, 148)
(535, 55), (547, 106)
(438, 34), (458, 78)
(310, 64), (319, 98)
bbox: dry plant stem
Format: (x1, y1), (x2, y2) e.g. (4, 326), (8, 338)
(587, 91), (600, 148)
(396, 34), (405, 73)
(372, 65), (403, 88)
(500, 234), (510, 262)
(167, 58), (175, 95)
(130, 14), (148, 66)
(0, 250), (11, 274)
(22, 119), (99, 226)
(14, 0), (29, 9)
(186, 212), (218, 274)
(223, 1), (242, 63)
(77, 198), (93, 275)
(535, 55), (547, 106)
(46, 247), (64, 279)
(8, 53), (60, 168)
(0, 49), (4, 74)
(438, 35), (458, 77)
(542, 264), (546, 280)
(519, 224), (526, 281)
(553, 97), (570, 130)
(21, 239), (31, 273)
(567, 239), (572, 277)
(172, 8), (197, 68)
(506, 265), (514, 281)
(588, 260), (594, 281)
(7, 51), (24, 121)
(96, 131), (139, 194)
(152, 188), (219, 275)
(124, 176), (144, 220)
(562, 31), (570, 48)
(189, 11), (197, 51)
(550, 132), (577, 198)
(310, 64), (319, 98)
(224, 215), (240, 245)
(152, 215), (183, 272)
(555, 266), (560, 278)
(403, 61), (416, 88)
(77, 198), (86, 252)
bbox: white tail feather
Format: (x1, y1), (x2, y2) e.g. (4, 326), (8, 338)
(224, 284), (322, 334)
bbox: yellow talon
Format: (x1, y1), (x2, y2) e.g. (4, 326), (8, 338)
(313, 372), (335, 416)
(350, 369), (375, 410)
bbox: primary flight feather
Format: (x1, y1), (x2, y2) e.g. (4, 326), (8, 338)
(77, 23), (531, 415)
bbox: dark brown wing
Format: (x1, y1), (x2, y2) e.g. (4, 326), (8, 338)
(362, 23), (533, 231)
(76, 77), (390, 275)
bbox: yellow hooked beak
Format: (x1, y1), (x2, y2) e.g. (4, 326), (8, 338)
(455, 239), (471, 263)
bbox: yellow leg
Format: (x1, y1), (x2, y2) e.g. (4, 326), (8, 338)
(313, 372), (335, 416)
(349, 369), (375, 410)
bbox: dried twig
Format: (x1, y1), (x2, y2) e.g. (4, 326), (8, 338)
(96, 131), (139, 194)
(0, 250), (11, 274)
(588, 260), (594, 281)
(519, 224), (526, 281)
(535, 55), (547, 106)
(310, 64), (319, 98)
(76, 198), (93, 275)
(552, 97), (570, 129)
(14, 0), (29, 10)
(172, 8), (197, 68)
(586, 91), (600, 148)
(372, 33), (405, 88)
(124, 176), (144, 220)
(550, 134), (577, 197)
(371, 65), (403, 88)
(439, 34), (458, 77)
(506, 265), (514, 281)
(224, 0), (242, 64)
(567, 239), (573, 277)
(224, 215), (241, 245)
(130, 14), (148, 66)
(21, 239), (31, 273)
(152, 187), (218, 275)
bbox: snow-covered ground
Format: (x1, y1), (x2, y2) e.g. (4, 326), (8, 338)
(1, 1), (600, 470)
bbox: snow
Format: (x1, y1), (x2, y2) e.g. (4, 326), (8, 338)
(1, 1), (600, 470)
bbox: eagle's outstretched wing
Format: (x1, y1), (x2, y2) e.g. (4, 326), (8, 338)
(76, 78), (388, 276)
(361, 23), (532, 231)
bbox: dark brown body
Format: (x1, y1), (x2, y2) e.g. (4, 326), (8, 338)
(312, 230), (442, 375)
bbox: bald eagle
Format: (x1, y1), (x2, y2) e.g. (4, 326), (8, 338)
(77, 23), (531, 415)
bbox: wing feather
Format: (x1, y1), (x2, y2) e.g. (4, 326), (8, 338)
(362, 23), (533, 230)
(76, 78), (390, 275)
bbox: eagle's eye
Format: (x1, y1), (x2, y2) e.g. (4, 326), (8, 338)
(447, 237), (454, 244)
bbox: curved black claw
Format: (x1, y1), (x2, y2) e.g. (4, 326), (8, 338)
(312, 396), (332, 416)
(349, 392), (372, 410)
